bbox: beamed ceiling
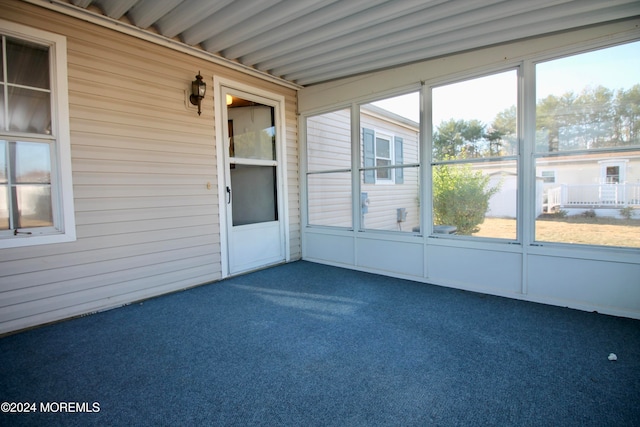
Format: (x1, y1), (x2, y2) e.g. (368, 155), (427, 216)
(24, 0), (640, 87)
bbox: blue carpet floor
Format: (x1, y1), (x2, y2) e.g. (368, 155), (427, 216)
(1, 261), (639, 426)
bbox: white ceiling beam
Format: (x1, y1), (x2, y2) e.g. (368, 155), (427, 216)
(155, 0), (234, 39)
(256, 0), (499, 73)
(201, 0), (340, 54)
(267, 0), (569, 77)
(221, 0), (388, 60)
(127, 0), (183, 29)
(181, 0), (281, 46)
(93, 0), (139, 20)
(293, 2), (640, 85)
(241, 0), (453, 67)
(71, 0), (93, 7)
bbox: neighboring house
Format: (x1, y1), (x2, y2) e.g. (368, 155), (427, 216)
(540, 151), (640, 216)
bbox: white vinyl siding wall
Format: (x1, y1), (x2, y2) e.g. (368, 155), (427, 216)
(0, 0), (299, 334)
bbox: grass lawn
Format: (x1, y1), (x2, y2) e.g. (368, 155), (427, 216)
(472, 216), (640, 248)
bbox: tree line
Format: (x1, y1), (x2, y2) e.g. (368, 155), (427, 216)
(433, 84), (640, 159)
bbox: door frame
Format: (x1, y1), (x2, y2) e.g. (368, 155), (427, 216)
(214, 76), (290, 278)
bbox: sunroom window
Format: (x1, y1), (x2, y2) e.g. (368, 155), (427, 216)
(431, 69), (518, 239)
(0, 21), (75, 248)
(360, 92), (420, 232)
(306, 108), (353, 229)
(534, 40), (640, 248)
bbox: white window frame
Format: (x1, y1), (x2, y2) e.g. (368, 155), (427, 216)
(0, 19), (75, 248)
(599, 160), (627, 184)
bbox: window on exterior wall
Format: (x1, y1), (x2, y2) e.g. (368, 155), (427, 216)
(361, 92), (420, 233)
(375, 134), (393, 181)
(431, 69), (518, 239)
(306, 108), (352, 228)
(541, 170), (556, 184)
(0, 21), (75, 248)
(535, 40), (640, 249)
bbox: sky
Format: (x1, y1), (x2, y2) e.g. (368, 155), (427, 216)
(372, 40), (640, 129)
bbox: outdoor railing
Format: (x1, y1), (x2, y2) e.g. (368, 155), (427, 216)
(548, 183), (640, 208)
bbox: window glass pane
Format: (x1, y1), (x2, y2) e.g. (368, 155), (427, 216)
(15, 141), (51, 183)
(8, 87), (51, 134)
(433, 70), (518, 161)
(227, 98), (275, 161)
(0, 140), (6, 183)
(432, 70), (518, 240)
(433, 160), (516, 238)
(376, 137), (390, 158)
(16, 185), (53, 228)
(306, 108), (352, 229)
(362, 91), (420, 179)
(359, 92), (420, 232)
(361, 166), (420, 232)
(534, 41), (640, 248)
(6, 37), (50, 89)
(536, 41), (640, 152)
(0, 39), (4, 81)
(308, 172), (352, 228)
(536, 152), (640, 248)
(307, 109), (351, 172)
(0, 86), (5, 130)
(230, 164), (277, 226)
(376, 159), (392, 180)
(0, 185), (8, 230)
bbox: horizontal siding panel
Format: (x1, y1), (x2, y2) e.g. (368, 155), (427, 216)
(2, 230), (219, 275)
(70, 124), (214, 152)
(74, 205), (216, 225)
(72, 147), (213, 169)
(0, 226), (218, 263)
(72, 184), (212, 199)
(1, 271), (220, 335)
(72, 158), (215, 177)
(1, 245), (219, 292)
(70, 124), (213, 153)
(2, 255), (219, 308)
(73, 195), (215, 212)
(1, 261), (221, 326)
(75, 215), (216, 238)
(72, 171), (215, 187)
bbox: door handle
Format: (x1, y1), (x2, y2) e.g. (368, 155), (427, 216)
(226, 186), (231, 204)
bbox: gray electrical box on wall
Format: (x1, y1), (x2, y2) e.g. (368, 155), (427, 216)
(361, 192), (369, 214)
(397, 208), (407, 222)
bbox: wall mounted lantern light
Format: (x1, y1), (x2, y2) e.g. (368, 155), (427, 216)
(190, 72), (206, 115)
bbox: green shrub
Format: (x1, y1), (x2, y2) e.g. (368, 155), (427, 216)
(619, 206), (636, 220)
(432, 163), (500, 234)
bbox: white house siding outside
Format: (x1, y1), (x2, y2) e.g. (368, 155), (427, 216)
(306, 107), (420, 232)
(0, 0), (299, 335)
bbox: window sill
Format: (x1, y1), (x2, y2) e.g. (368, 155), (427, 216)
(0, 231), (76, 249)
